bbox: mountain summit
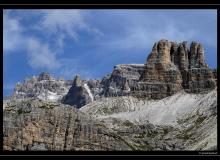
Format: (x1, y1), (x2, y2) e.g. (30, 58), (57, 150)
(4, 40), (217, 151)
(10, 40), (217, 107)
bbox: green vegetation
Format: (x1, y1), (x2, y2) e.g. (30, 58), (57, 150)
(105, 131), (137, 151)
(195, 116), (206, 126)
(177, 114), (196, 124)
(122, 120), (134, 127)
(102, 107), (110, 114)
(163, 128), (169, 135)
(5, 107), (16, 113)
(175, 113), (207, 145)
(176, 128), (193, 140)
(181, 132), (193, 140)
(147, 132), (156, 138)
(138, 143), (153, 151)
(94, 123), (106, 128)
(17, 109), (23, 115)
(131, 140), (153, 151)
(39, 102), (58, 109)
(134, 133), (145, 138)
(17, 108), (31, 115)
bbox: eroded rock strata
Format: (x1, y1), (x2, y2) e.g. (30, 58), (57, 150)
(4, 39), (217, 151)
(3, 99), (132, 151)
(102, 40), (216, 99)
(10, 40), (216, 106)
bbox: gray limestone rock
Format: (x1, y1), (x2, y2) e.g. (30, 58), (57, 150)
(3, 99), (132, 151)
(3, 39), (217, 151)
(10, 72), (72, 102)
(62, 75), (93, 108)
(7, 40), (216, 107)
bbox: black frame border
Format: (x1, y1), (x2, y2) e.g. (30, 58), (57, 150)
(0, 3), (219, 157)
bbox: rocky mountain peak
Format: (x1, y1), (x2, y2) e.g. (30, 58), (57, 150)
(11, 72), (72, 102)
(189, 41), (207, 68)
(147, 39), (172, 67)
(7, 39), (216, 107)
(104, 39), (216, 99)
(73, 74), (83, 86)
(146, 40), (208, 70)
(38, 72), (54, 81)
(4, 39), (217, 151)
(145, 40), (215, 92)
(62, 76), (94, 108)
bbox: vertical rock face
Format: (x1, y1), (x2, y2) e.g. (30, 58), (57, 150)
(73, 75), (82, 86)
(140, 40), (183, 98)
(176, 41), (189, 70)
(101, 64), (145, 97)
(62, 75), (93, 108)
(212, 69), (217, 80)
(92, 39), (216, 100)
(6, 39), (216, 107)
(147, 39), (172, 67)
(189, 42), (207, 68)
(3, 39), (217, 151)
(3, 99), (132, 151)
(185, 42), (215, 93)
(140, 40), (216, 95)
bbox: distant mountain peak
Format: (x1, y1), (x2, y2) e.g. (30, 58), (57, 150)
(4, 39), (217, 151)
(38, 72), (55, 81)
(8, 40), (217, 108)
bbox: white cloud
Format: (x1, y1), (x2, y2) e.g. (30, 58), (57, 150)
(4, 11), (61, 71)
(26, 38), (60, 70)
(153, 24), (196, 42)
(3, 13), (25, 52)
(99, 24), (196, 52)
(3, 9), (216, 76)
(4, 9), (105, 73)
(91, 10), (214, 53)
(36, 9), (104, 49)
(40, 10), (88, 40)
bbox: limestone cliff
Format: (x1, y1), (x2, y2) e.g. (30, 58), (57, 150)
(3, 99), (132, 151)
(9, 40), (216, 106)
(3, 39), (217, 151)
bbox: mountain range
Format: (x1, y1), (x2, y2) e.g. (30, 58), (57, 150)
(3, 39), (217, 151)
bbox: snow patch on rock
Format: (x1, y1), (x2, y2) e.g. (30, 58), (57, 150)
(84, 83), (94, 102)
(37, 91), (61, 102)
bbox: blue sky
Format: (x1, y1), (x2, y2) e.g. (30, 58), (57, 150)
(3, 9), (217, 97)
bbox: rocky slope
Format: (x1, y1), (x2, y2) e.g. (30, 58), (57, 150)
(3, 39), (217, 151)
(3, 99), (132, 151)
(80, 88), (217, 150)
(8, 40), (216, 108)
